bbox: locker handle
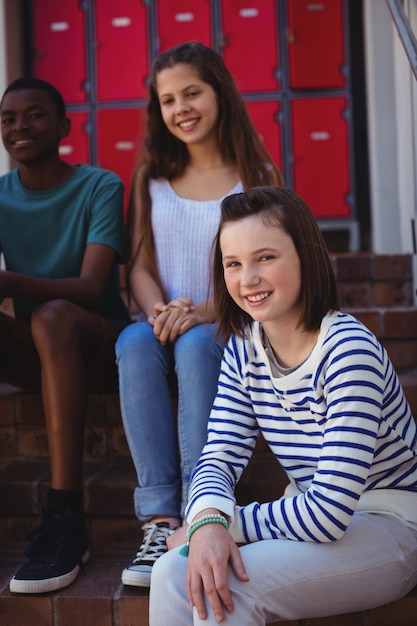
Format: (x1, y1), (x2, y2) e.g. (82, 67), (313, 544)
(306, 3), (325, 11)
(50, 21), (69, 32)
(174, 13), (194, 23)
(239, 8), (259, 18)
(310, 131), (330, 141)
(112, 17), (132, 28)
(115, 141), (135, 151)
(59, 145), (74, 156)
(287, 28), (295, 44)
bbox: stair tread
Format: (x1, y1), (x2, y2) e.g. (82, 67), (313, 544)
(0, 555), (149, 626)
(1, 553), (416, 626)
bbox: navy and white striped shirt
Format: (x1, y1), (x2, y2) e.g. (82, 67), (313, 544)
(186, 312), (417, 543)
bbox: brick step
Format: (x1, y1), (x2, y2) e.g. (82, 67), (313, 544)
(0, 458), (139, 554)
(0, 442), (291, 554)
(350, 307), (417, 372)
(0, 552), (416, 626)
(331, 253), (415, 309)
(1, 364), (416, 466)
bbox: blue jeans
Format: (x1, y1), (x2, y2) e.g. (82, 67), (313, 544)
(116, 321), (224, 521)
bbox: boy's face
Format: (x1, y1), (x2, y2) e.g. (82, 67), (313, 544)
(0, 88), (69, 166)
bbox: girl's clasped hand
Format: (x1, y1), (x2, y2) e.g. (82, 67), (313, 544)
(150, 297), (197, 344)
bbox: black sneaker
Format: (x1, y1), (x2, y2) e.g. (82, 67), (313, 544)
(9, 507), (90, 594)
(121, 521), (175, 587)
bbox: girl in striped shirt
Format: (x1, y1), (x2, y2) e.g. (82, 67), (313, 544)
(150, 186), (417, 625)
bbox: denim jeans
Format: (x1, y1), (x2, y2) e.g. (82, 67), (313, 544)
(149, 513), (417, 625)
(116, 321), (224, 521)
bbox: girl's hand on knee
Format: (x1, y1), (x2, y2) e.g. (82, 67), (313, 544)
(186, 524), (249, 623)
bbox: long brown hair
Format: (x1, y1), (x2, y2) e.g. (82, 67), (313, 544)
(126, 41), (283, 297)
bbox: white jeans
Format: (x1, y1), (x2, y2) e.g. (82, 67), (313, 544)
(149, 512), (417, 625)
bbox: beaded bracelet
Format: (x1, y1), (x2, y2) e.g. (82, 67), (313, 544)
(189, 513), (228, 529)
(179, 514), (229, 557)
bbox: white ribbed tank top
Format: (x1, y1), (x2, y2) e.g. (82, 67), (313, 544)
(150, 177), (243, 303)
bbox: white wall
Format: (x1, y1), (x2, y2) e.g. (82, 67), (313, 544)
(394, 0), (417, 255)
(364, 0), (417, 257)
(0, 0), (10, 175)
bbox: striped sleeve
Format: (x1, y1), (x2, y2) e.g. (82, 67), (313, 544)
(185, 316), (417, 543)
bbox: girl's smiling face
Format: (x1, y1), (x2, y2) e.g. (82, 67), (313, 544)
(156, 63), (219, 148)
(220, 213), (303, 332)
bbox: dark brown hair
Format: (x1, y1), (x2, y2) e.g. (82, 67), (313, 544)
(212, 186), (339, 340)
(126, 41), (283, 298)
(1, 77), (66, 118)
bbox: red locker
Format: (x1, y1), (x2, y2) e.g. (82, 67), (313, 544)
(95, 0), (149, 101)
(245, 101), (282, 171)
(32, 0), (87, 103)
(291, 97), (350, 218)
(59, 111), (89, 164)
(287, 0), (345, 89)
(221, 0), (279, 92)
(96, 108), (146, 211)
(156, 0), (212, 52)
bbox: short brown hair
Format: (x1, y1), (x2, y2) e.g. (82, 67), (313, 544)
(212, 187), (339, 340)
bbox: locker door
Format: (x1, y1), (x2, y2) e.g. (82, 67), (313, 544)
(156, 0), (212, 52)
(32, 0), (87, 103)
(291, 97), (351, 218)
(97, 108), (146, 212)
(245, 101), (282, 171)
(287, 0), (345, 89)
(59, 112), (89, 165)
(221, 0), (279, 92)
(95, 0), (149, 101)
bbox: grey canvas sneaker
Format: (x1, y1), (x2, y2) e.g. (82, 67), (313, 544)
(121, 521), (176, 587)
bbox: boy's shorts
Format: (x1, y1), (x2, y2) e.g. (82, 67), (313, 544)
(0, 309), (123, 392)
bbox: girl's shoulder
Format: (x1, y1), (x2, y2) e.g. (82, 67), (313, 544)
(149, 177), (174, 200)
(320, 311), (385, 361)
(149, 176), (169, 189)
(150, 176), (243, 204)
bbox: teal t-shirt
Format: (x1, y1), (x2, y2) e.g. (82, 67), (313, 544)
(0, 164), (131, 327)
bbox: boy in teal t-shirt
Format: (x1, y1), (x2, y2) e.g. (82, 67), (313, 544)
(0, 77), (131, 594)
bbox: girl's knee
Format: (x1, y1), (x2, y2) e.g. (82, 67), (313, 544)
(116, 322), (155, 357)
(151, 548), (187, 587)
(176, 324), (218, 358)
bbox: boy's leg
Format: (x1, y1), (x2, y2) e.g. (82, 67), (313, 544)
(0, 312), (40, 389)
(9, 299), (121, 594)
(30, 299), (120, 490)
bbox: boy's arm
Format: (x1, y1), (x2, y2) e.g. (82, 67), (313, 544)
(0, 243), (115, 309)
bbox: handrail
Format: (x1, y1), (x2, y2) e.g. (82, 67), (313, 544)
(386, 0), (417, 80)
